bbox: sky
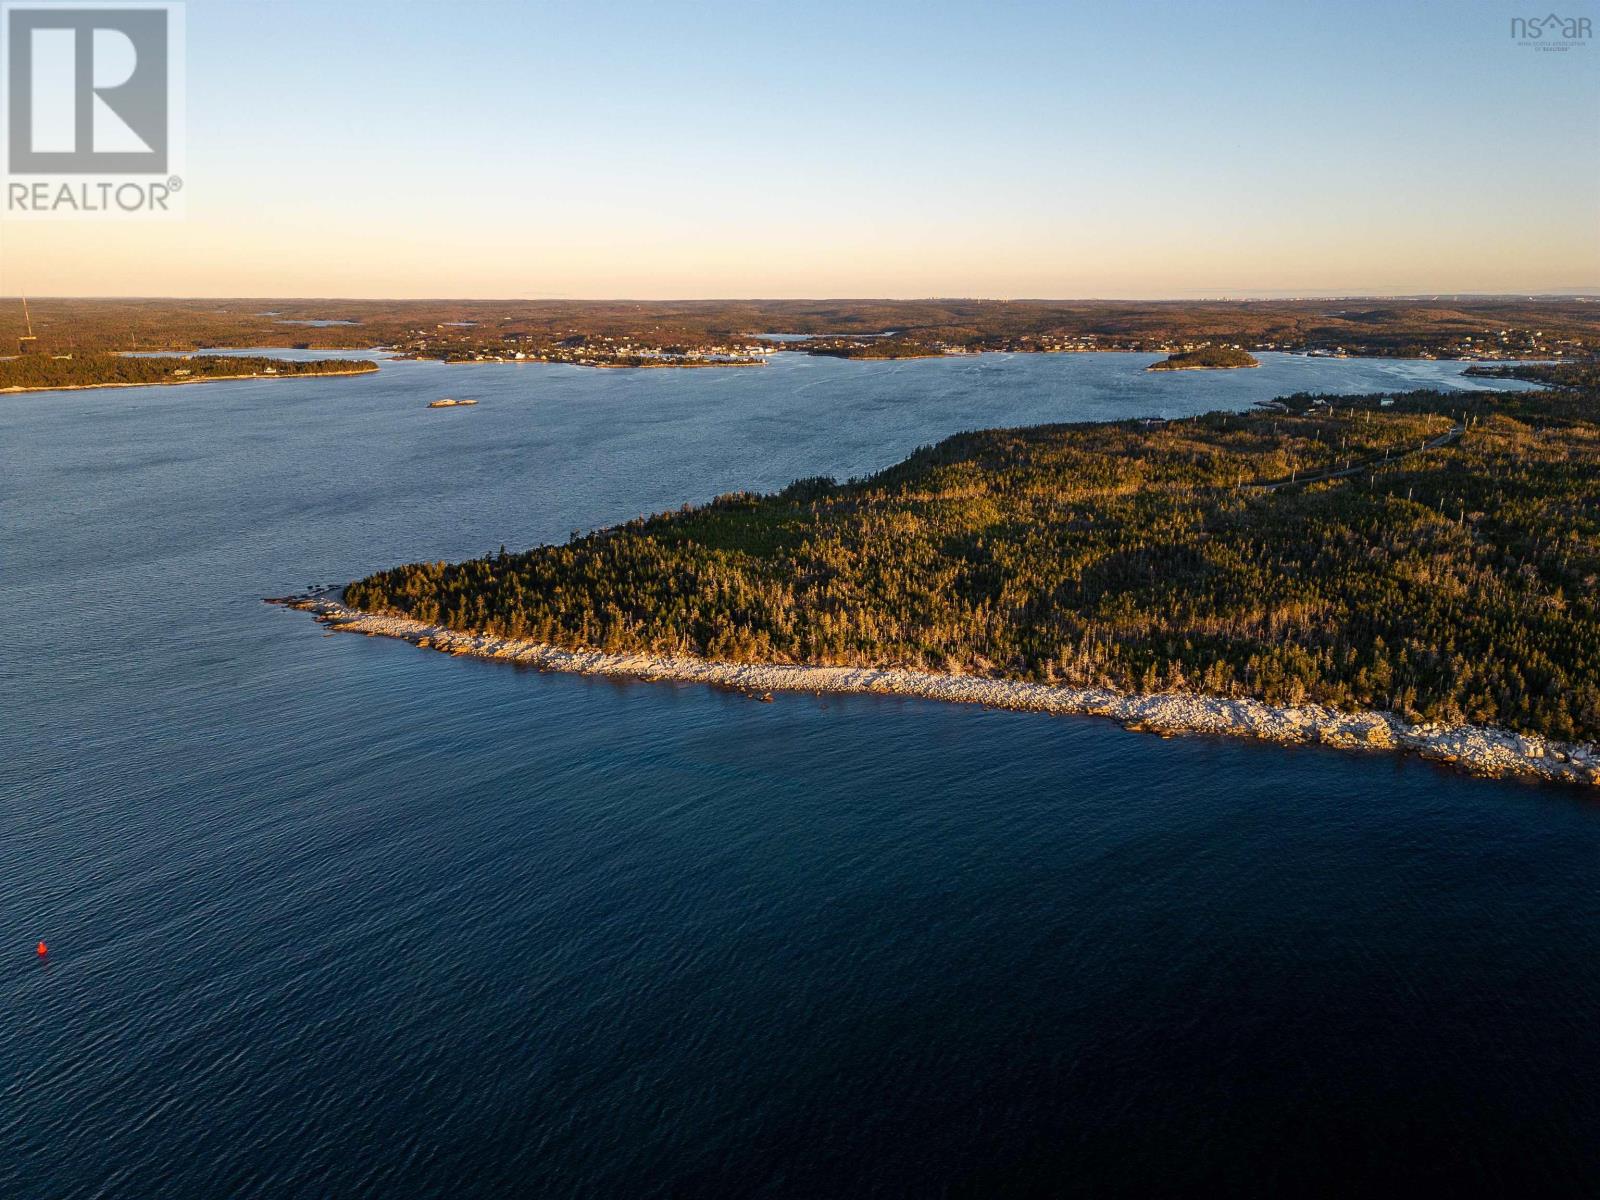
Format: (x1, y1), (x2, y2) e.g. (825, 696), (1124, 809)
(2, 0), (1598, 298)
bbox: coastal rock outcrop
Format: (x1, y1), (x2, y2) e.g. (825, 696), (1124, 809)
(270, 590), (1600, 788)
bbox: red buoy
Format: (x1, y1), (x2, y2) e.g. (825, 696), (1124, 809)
(36, 942), (47, 957)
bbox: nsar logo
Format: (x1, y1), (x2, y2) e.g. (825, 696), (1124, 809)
(1510, 11), (1593, 49)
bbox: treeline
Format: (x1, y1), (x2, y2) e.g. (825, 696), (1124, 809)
(347, 382), (1600, 743)
(0, 354), (376, 391)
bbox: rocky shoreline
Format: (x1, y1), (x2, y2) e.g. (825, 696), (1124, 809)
(272, 589), (1600, 788)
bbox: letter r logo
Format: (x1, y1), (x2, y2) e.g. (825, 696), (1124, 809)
(6, 6), (169, 172)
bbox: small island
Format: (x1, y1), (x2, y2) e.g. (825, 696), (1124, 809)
(278, 379), (1600, 785)
(428, 397), (478, 408)
(0, 353), (378, 393)
(1147, 346), (1260, 371)
(801, 337), (945, 360)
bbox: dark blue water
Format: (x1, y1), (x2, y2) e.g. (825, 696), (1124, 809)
(4, 353), (1596, 1197)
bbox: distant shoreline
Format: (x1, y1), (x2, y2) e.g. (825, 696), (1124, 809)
(422, 357), (766, 369)
(272, 589), (1600, 788)
(0, 367), (378, 395)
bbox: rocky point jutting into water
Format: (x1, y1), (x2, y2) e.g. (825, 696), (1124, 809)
(273, 589), (1599, 786)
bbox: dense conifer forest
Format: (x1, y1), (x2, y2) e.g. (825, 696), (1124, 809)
(347, 374), (1600, 743)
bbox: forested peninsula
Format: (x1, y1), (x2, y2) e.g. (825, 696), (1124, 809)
(0, 353), (377, 393)
(297, 367), (1599, 781)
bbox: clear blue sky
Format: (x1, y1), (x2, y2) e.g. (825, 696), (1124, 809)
(8, 0), (1599, 296)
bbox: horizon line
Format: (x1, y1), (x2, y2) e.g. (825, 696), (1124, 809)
(8, 291), (1600, 304)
